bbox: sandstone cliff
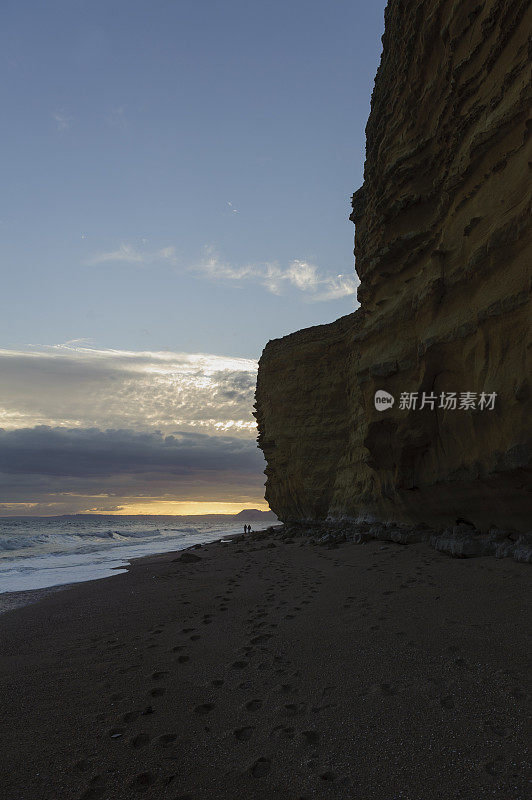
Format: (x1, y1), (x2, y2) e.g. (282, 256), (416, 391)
(255, 0), (531, 533)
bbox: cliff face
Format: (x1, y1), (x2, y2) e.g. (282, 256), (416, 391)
(255, 0), (532, 532)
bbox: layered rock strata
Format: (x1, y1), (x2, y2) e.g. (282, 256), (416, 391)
(255, 0), (531, 532)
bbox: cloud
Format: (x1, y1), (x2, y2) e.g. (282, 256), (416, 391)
(63, 338), (95, 346)
(194, 246), (359, 302)
(0, 426), (266, 514)
(0, 427), (262, 478)
(52, 109), (71, 132)
(0, 344), (268, 513)
(83, 241), (357, 302)
(107, 106), (127, 128)
(86, 243), (178, 266)
(0, 345), (258, 436)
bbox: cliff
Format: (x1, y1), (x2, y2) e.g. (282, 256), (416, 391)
(255, 0), (531, 533)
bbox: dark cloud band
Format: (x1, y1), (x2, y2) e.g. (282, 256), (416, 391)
(0, 426), (263, 479)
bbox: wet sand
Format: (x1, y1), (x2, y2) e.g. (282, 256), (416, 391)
(0, 529), (529, 799)
(0, 583), (77, 615)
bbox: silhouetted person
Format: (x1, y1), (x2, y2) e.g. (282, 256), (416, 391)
(243, 524), (247, 534)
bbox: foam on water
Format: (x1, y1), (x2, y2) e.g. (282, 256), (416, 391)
(0, 516), (245, 593)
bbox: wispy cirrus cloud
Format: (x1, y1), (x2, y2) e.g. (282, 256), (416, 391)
(193, 246), (358, 302)
(52, 109), (71, 132)
(84, 242), (357, 301)
(107, 105), (127, 128)
(86, 243), (178, 266)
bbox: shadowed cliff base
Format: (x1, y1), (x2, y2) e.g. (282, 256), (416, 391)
(255, 0), (532, 532)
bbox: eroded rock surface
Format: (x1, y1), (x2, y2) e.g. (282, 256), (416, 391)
(255, 0), (531, 532)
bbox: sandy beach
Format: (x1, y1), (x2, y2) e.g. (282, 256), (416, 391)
(0, 527), (529, 800)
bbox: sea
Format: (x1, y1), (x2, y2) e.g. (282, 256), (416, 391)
(0, 516), (253, 594)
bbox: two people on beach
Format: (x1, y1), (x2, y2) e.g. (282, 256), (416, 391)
(243, 524), (252, 534)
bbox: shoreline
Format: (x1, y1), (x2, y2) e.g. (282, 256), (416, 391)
(0, 526), (529, 799)
(0, 582), (78, 615)
(0, 528), (273, 615)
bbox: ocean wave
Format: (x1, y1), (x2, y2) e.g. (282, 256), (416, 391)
(0, 518), (244, 593)
(0, 521), (223, 565)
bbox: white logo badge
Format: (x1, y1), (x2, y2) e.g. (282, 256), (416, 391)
(374, 390), (394, 411)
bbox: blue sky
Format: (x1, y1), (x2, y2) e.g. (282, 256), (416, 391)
(0, 0), (386, 513)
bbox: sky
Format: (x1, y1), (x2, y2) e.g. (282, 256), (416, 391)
(0, 0), (386, 515)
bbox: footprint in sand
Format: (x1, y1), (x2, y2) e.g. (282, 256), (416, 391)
(129, 772), (155, 790)
(249, 757), (272, 778)
(483, 720), (510, 737)
(234, 726), (254, 741)
(231, 660), (249, 670)
(194, 702), (215, 714)
(151, 670), (169, 681)
(440, 696), (455, 709)
(484, 759), (503, 776)
(79, 775), (106, 799)
(448, 657), (470, 669)
(270, 725), (294, 740)
(123, 711), (139, 723)
(281, 702), (307, 716)
(250, 634), (272, 645)
(130, 733), (150, 749)
(118, 664), (140, 674)
(300, 730), (320, 746)
(149, 687), (166, 698)
(369, 683), (397, 696)
(157, 733), (178, 747)
(245, 699), (262, 712)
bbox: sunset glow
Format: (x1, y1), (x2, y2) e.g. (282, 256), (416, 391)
(97, 501), (271, 516)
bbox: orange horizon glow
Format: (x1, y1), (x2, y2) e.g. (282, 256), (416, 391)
(91, 500), (271, 516)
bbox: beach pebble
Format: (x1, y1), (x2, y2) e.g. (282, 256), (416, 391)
(173, 551), (202, 563)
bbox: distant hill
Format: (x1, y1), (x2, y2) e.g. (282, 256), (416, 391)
(232, 509), (278, 521)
